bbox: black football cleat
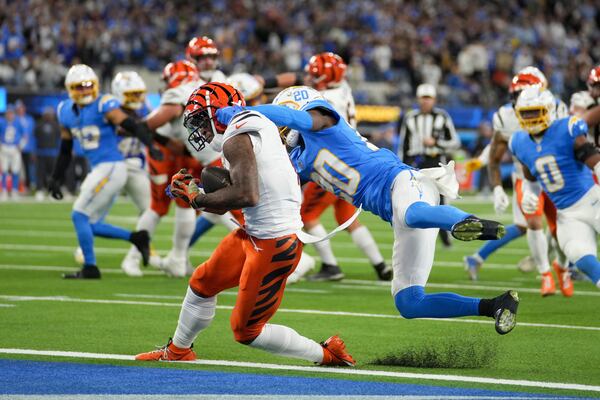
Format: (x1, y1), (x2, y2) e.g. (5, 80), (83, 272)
(451, 217), (506, 241)
(130, 230), (150, 266)
(492, 290), (520, 335)
(373, 262), (393, 281)
(63, 265), (101, 279)
(307, 263), (345, 281)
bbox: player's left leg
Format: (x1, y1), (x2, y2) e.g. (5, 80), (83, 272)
(337, 198), (391, 280)
(232, 234), (354, 366)
(543, 195), (573, 296)
(9, 148), (21, 198)
(391, 170), (519, 334)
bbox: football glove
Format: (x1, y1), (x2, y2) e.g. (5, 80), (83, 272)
(521, 191), (539, 214)
(464, 158), (483, 172)
(493, 185), (509, 214)
(48, 177), (63, 200)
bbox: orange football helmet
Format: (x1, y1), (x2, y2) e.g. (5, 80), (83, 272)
(183, 83), (245, 151)
(587, 65), (600, 98)
(305, 52), (347, 90)
(162, 60), (200, 89)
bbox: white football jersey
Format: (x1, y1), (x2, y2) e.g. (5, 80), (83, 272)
(154, 80), (220, 165)
(321, 80), (356, 128)
(221, 110), (303, 239)
(492, 97), (568, 178)
(200, 69), (227, 83)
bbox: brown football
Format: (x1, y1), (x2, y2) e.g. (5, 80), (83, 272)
(201, 166), (232, 193)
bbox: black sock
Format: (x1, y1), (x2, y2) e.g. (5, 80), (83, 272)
(478, 298), (494, 317)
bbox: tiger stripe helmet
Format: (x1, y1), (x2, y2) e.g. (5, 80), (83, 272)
(186, 36), (219, 59)
(162, 60), (200, 89)
(183, 82), (245, 151)
(305, 52), (347, 90)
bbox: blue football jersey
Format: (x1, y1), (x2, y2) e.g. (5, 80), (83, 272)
(0, 119), (24, 146)
(288, 100), (411, 222)
(57, 94), (124, 167)
(510, 116), (594, 209)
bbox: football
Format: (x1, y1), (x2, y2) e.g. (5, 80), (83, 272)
(201, 166), (232, 193)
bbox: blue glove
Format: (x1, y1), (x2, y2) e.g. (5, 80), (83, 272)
(216, 105), (244, 125)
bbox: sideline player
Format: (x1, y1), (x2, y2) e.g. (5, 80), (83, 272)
(218, 86), (520, 335)
(49, 64), (155, 279)
(135, 82), (355, 366)
(511, 86), (600, 289)
(0, 105), (24, 200)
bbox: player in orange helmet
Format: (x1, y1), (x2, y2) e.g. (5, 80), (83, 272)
(185, 36), (227, 83)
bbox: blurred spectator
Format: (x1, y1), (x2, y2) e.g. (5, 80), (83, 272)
(0, 0), (597, 106)
(0, 105), (24, 200)
(34, 106), (60, 201)
(15, 100), (36, 191)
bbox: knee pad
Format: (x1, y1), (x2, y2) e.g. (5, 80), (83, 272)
(231, 319), (262, 345)
(394, 285), (425, 319)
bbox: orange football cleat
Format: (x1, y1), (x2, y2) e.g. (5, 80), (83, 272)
(541, 271), (556, 297)
(553, 261), (574, 297)
(135, 338), (196, 361)
(320, 335), (355, 367)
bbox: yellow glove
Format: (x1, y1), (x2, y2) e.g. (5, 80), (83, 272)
(464, 158), (483, 173)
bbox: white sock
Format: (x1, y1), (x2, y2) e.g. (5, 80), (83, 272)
(173, 206), (196, 258)
(350, 225), (384, 265)
(248, 323), (323, 363)
(307, 224), (337, 265)
(527, 229), (551, 274)
(136, 208), (161, 236)
(203, 211), (239, 231)
(172, 286), (216, 349)
(287, 252), (316, 283)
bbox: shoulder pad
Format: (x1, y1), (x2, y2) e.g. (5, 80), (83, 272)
(99, 94), (121, 114)
(567, 116), (588, 138)
(161, 86), (188, 106)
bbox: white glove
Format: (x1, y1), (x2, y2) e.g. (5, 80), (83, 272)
(521, 190), (539, 214)
(493, 185), (510, 214)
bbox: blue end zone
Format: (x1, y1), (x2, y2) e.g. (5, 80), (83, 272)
(0, 359), (568, 397)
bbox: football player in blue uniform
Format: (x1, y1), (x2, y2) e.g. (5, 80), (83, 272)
(50, 64), (160, 279)
(216, 86), (520, 335)
(510, 86), (600, 289)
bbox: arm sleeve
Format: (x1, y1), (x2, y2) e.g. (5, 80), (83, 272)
(247, 104), (314, 132)
(51, 139), (73, 182)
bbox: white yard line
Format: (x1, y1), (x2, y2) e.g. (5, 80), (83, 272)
(0, 348), (597, 394)
(1, 294), (599, 332)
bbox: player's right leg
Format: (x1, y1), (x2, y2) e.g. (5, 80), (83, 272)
(0, 147), (9, 200)
(301, 183), (343, 281)
(135, 230), (247, 361)
(65, 161), (128, 279)
(391, 170), (519, 334)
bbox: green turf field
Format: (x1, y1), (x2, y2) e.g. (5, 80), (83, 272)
(1, 198), (599, 397)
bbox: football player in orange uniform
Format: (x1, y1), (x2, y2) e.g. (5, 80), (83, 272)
(185, 36), (227, 83)
(135, 82), (354, 367)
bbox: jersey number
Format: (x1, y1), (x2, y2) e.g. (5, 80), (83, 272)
(71, 126), (101, 150)
(535, 155), (564, 193)
(310, 149), (360, 203)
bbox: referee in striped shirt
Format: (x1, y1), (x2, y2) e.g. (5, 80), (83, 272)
(398, 83), (461, 246)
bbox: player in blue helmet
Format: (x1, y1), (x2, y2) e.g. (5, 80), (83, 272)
(510, 86), (600, 289)
(50, 64), (161, 279)
(216, 86), (520, 335)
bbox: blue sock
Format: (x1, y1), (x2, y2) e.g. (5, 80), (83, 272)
(91, 222), (131, 241)
(190, 216), (215, 246)
(72, 211), (96, 266)
(11, 173), (19, 191)
(1, 173), (7, 190)
(575, 255), (600, 286)
(405, 201), (471, 231)
(394, 285), (480, 319)
(477, 224), (525, 260)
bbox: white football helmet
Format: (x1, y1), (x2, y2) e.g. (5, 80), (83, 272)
(569, 90), (595, 115)
(111, 71), (147, 110)
(65, 64), (99, 106)
(227, 73), (263, 103)
(518, 66), (548, 89)
(515, 86), (556, 134)
(272, 86), (325, 110)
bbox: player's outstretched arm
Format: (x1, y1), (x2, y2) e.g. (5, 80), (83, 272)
(48, 127), (73, 200)
(487, 131), (510, 214)
(106, 108), (163, 160)
(190, 133), (259, 211)
(574, 135), (600, 178)
(245, 105), (336, 132)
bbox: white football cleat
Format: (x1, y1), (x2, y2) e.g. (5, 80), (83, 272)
(121, 250), (143, 277)
(287, 252), (316, 284)
(160, 251), (188, 278)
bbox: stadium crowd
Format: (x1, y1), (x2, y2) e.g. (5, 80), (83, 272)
(0, 0), (598, 106)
